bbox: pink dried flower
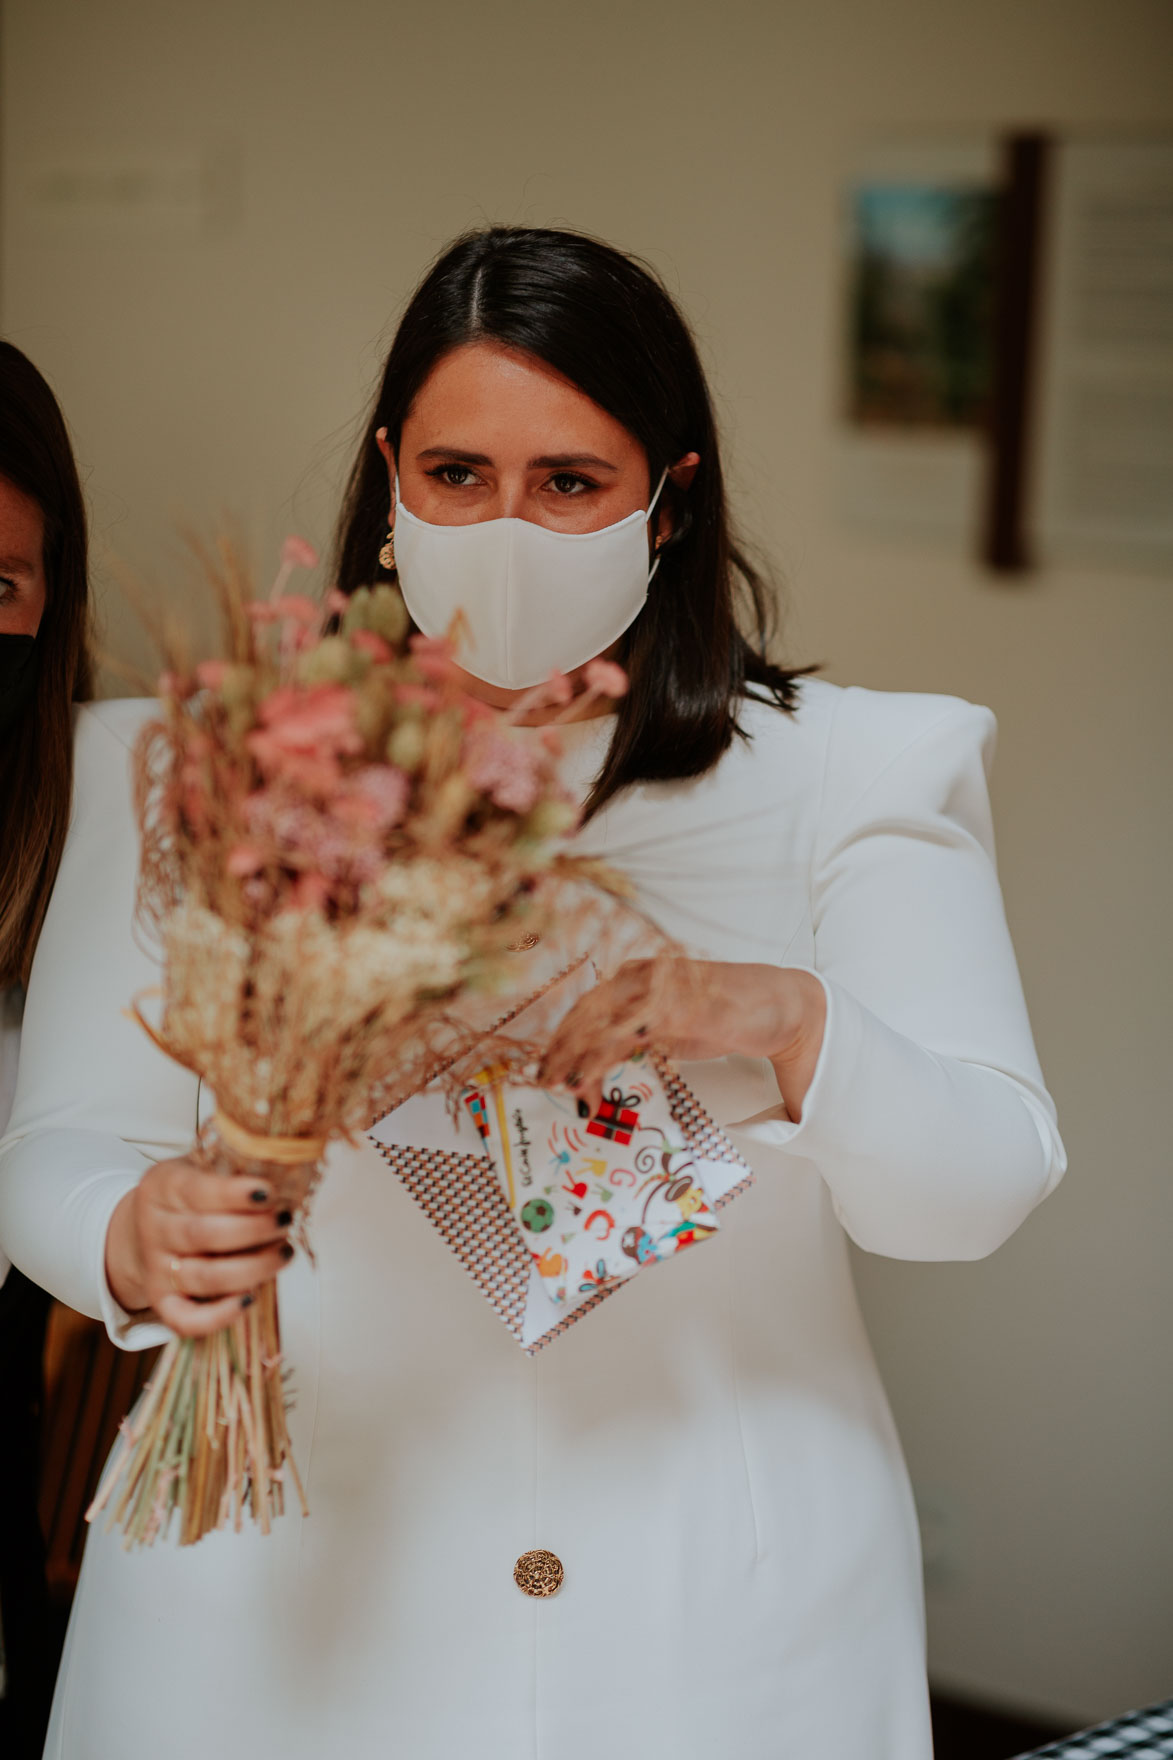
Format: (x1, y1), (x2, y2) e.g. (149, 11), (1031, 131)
(158, 670), (196, 700)
(255, 685), (361, 751)
(247, 684), (363, 794)
(501, 669), (575, 726)
(408, 633), (462, 684)
(465, 725), (543, 815)
(242, 787), (283, 834)
(582, 659), (628, 699)
(343, 766), (409, 830)
(289, 872), (332, 911)
(244, 788), (315, 856)
(226, 845), (265, 877)
(544, 670), (575, 705)
(256, 751), (341, 795)
(350, 630), (393, 664)
(267, 546), (316, 614)
(281, 536), (319, 571)
(242, 785), (391, 884)
(180, 782), (210, 833)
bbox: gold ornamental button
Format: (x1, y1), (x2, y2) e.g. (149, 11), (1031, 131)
(514, 1549), (564, 1598)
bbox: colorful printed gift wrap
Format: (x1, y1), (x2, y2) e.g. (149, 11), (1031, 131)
(370, 1038), (754, 1352)
(464, 1058), (722, 1310)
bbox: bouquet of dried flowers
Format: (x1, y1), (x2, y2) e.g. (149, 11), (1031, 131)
(87, 536), (633, 1548)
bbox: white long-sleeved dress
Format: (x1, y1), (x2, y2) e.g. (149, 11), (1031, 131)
(0, 680), (1064, 1760)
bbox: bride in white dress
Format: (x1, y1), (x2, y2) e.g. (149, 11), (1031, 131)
(0, 227), (1065, 1760)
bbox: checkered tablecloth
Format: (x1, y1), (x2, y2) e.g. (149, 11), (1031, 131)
(1014, 1700), (1173, 1758)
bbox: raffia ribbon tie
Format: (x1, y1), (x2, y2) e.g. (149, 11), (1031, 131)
(212, 1111), (326, 1167)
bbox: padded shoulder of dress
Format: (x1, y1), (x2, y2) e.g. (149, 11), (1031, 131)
(831, 682), (993, 762)
(816, 685), (996, 827)
(743, 676), (989, 752)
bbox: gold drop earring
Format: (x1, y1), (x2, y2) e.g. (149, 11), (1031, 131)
(379, 525), (396, 571)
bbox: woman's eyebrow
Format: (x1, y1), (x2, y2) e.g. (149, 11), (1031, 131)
(0, 553), (37, 575)
(529, 453), (619, 473)
(416, 446), (493, 464)
(414, 446), (619, 474)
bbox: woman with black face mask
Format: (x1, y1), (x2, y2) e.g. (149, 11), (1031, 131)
(0, 341), (94, 1758)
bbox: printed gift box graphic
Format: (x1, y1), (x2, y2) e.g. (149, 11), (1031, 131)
(585, 1088), (641, 1145)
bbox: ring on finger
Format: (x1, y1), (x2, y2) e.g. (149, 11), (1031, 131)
(169, 1255), (184, 1295)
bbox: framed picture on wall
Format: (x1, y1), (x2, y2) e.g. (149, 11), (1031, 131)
(836, 131), (1173, 575)
(847, 182), (997, 432)
(835, 138), (1000, 548)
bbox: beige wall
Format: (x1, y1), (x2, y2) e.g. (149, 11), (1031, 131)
(4, 0), (1171, 1725)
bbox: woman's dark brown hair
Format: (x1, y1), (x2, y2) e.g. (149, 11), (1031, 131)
(0, 341), (93, 987)
(334, 227), (806, 818)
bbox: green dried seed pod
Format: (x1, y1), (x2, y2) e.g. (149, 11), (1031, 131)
(296, 635), (368, 687)
(366, 584), (409, 645)
(386, 719), (427, 772)
(340, 586), (372, 635)
(342, 582), (409, 646)
(521, 798), (578, 840)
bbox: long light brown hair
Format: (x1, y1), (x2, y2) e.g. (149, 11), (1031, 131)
(0, 342), (93, 987)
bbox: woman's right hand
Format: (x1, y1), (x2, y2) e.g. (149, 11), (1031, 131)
(105, 1156), (299, 1337)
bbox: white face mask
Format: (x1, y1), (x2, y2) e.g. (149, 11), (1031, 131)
(392, 470), (668, 690)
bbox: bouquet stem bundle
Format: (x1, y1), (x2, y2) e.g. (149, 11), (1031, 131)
(89, 1129), (317, 1547)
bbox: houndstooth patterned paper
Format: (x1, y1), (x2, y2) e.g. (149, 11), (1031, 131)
(1014, 1701), (1173, 1759)
(370, 1049), (753, 1356)
(370, 1132), (533, 1339)
(658, 1057), (755, 1197)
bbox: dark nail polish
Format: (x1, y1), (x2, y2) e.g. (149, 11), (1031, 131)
(276, 1209), (293, 1227)
(280, 1242), (295, 1261)
(576, 1098), (591, 1119)
(249, 1188), (269, 1204)
(240, 1293), (255, 1309)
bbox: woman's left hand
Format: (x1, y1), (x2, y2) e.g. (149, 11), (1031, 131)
(538, 960), (826, 1124)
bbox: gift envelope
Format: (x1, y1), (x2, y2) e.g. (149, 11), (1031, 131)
(467, 1058), (727, 1313)
(369, 1007), (754, 1354)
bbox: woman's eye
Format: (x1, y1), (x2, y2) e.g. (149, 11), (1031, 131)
(426, 464), (479, 488)
(548, 472), (593, 496)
